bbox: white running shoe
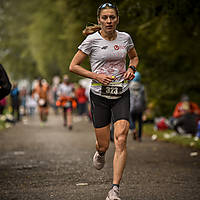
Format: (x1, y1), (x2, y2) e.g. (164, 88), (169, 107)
(106, 186), (121, 200)
(93, 151), (105, 170)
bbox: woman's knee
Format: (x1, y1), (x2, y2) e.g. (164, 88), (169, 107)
(95, 125), (110, 152)
(115, 133), (127, 152)
(114, 120), (129, 150)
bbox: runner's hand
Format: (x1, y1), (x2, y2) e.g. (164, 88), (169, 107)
(123, 68), (135, 80)
(96, 74), (115, 85)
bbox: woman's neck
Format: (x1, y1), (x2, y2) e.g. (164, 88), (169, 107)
(100, 30), (117, 41)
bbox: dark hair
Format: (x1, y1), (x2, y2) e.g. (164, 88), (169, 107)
(82, 3), (119, 36)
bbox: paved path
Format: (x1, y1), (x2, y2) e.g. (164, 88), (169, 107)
(0, 112), (200, 200)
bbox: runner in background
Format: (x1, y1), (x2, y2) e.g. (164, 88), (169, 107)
(69, 3), (139, 200)
(49, 76), (60, 115)
(26, 90), (37, 116)
(75, 83), (88, 116)
(33, 78), (49, 125)
(56, 75), (75, 129)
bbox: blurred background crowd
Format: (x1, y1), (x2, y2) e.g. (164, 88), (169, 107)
(0, 0), (200, 141)
(1, 72), (200, 141)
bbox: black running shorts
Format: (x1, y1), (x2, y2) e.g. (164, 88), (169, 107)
(90, 89), (130, 128)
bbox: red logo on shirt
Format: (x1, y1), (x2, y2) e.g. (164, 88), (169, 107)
(114, 45), (119, 50)
(114, 45), (125, 50)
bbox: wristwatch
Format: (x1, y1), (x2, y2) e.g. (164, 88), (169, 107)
(129, 65), (137, 73)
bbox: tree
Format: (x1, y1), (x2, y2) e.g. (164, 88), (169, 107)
(0, 0), (199, 115)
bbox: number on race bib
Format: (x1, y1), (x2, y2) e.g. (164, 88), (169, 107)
(101, 85), (122, 96)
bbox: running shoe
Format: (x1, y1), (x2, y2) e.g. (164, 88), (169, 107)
(93, 151), (105, 170)
(106, 186), (121, 200)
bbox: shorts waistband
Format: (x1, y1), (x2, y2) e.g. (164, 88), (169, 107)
(91, 80), (128, 86)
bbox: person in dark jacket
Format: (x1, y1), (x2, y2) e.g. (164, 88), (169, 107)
(129, 72), (147, 142)
(0, 64), (12, 100)
(10, 83), (21, 121)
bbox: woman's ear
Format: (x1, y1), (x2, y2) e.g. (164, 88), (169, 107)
(97, 18), (101, 25)
(117, 16), (119, 25)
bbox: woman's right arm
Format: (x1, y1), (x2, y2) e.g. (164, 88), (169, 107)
(69, 50), (113, 85)
(69, 50), (97, 80)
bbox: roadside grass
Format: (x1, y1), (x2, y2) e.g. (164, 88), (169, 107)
(143, 123), (200, 149)
(0, 120), (5, 130)
(0, 115), (7, 130)
(0, 113), (13, 130)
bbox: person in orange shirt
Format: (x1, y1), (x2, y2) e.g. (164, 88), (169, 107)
(173, 95), (200, 118)
(171, 95), (200, 135)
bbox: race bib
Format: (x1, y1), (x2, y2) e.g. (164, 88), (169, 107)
(38, 98), (46, 106)
(64, 101), (71, 108)
(101, 85), (122, 96)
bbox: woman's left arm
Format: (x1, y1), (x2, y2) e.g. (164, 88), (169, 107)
(124, 47), (139, 80)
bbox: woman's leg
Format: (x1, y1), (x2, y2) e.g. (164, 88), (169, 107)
(95, 124), (110, 153)
(93, 124), (110, 170)
(113, 119), (129, 184)
(90, 91), (112, 169)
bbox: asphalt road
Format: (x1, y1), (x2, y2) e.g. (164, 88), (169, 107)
(0, 111), (200, 200)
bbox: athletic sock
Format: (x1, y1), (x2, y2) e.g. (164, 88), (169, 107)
(98, 151), (105, 156)
(112, 184), (119, 188)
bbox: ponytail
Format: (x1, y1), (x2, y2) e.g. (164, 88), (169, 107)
(82, 24), (101, 36)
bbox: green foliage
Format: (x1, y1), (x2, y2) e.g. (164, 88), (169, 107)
(0, 0), (199, 115)
(118, 0), (200, 115)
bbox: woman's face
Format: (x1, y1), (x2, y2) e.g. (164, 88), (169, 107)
(98, 8), (119, 34)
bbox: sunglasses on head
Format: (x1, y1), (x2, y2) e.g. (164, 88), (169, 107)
(98, 3), (116, 10)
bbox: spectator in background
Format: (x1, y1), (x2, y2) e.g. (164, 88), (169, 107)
(26, 90), (37, 116)
(0, 64), (12, 100)
(75, 83), (88, 116)
(10, 82), (21, 122)
(171, 95), (200, 135)
(0, 97), (7, 114)
(129, 72), (147, 142)
(79, 78), (92, 121)
(173, 94), (200, 118)
(20, 86), (27, 116)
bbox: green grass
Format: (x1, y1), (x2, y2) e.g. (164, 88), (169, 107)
(0, 120), (7, 130)
(0, 112), (13, 130)
(143, 124), (200, 149)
